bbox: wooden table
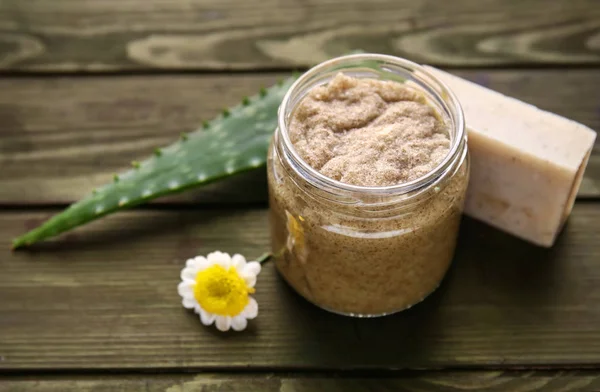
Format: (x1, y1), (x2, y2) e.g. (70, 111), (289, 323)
(1, 1), (600, 390)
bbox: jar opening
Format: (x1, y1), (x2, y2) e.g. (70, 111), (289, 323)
(276, 53), (466, 197)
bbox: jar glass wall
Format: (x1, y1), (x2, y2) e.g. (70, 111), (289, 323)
(267, 54), (469, 317)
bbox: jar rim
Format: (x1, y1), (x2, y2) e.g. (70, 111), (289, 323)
(276, 53), (466, 196)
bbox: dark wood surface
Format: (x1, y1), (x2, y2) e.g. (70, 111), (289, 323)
(0, 0), (599, 71)
(1, 70), (598, 205)
(1, 0), (599, 390)
(3, 371), (600, 391)
(1, 205), (600, 369)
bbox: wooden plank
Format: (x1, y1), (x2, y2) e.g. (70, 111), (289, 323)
(0, 70), (598, 205)
(0, 73), (280, 205)
(3, 371), (600, 391)
(0, 0), (599, 71)
(1, 203), (600, 370)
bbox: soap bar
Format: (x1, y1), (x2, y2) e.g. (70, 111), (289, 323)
(424, 66), (597, 247)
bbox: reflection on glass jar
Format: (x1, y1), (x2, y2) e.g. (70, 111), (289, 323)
(267, 54), (469, 317)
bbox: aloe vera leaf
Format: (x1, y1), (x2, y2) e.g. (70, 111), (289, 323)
(12, 77), (297, 249)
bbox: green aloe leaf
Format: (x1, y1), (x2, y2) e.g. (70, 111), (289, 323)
(12, 77), (297, 249)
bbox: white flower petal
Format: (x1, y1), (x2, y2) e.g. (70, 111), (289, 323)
(231, 315), (248, 331)
(242, 297), (258, 319)
(197, 257), (211, 271)
(177, 281), (194, 298)
(207, 251), (232, 269)
(182, 297), (197, 309)
(215, 315), (232, 331)
(180, 266), (198, 281)
(199, 309), (216, 326)
(231, 254), (247, 270)
(193, 304), (202, 314)
(185, 257), (197, 269)
(241, 262), (261, 287)
(242, 261), (261, 278)
(187, 256), (209, 271)
(244, 274), (257, 288)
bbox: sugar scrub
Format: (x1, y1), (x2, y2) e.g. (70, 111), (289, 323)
(268, 55), (469, 316)
(289, 74), (451, 186)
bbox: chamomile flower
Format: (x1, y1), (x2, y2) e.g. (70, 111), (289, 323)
(178, 251), (261, 332)
(286, 211), (307, 263)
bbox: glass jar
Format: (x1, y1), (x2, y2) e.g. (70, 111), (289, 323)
(267, 53), (469, 317)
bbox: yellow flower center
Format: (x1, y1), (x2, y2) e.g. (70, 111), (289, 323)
(193, 265), (255, 316)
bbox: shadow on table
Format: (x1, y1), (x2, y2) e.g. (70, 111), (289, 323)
(13, 207), (260, 266)
(9, 207), (582, 369)
(270, 215), (568, 368)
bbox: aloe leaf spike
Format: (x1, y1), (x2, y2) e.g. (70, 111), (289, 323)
(12, 77), (297, 249)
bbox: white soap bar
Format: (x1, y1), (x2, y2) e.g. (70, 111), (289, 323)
(424, 66), (597, 247)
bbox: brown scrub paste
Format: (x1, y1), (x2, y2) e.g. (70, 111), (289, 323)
(268, 73), (468, 315)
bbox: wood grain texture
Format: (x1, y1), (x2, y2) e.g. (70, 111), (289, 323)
(0, 70), (598, 206)
(3, 371), (600, 391)
(0, 0), (599, 71)
(0, 73), (281, 205)
(1, 203), (600, 370)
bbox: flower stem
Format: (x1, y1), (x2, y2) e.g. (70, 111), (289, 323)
(256, 252), (272, 264)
